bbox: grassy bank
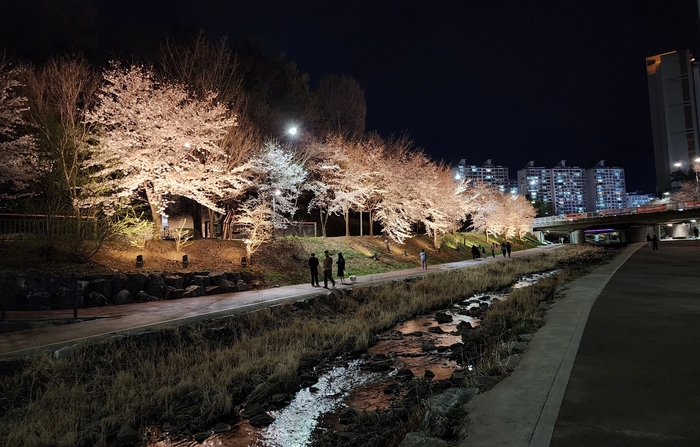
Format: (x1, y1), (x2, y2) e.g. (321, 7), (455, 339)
(0, 245), (611, 446)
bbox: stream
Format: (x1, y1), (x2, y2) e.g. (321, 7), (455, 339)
(150, 270), (557, 447)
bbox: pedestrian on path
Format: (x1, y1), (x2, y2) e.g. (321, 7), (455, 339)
(420, 249), (427, 270)
(506, 241), (512, 258)
(308, 253), (320, 287)
(501, 242), (507, 258)
(337, 252), (346, 284)
(491, 243), (496, 258)
(323, 250), (336, 288)
(471, 244), (480, 260)
(694, 227), (699, 239)
(651, 235), (659, 252)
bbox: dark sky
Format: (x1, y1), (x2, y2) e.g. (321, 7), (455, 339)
(1, 0), (699, 192)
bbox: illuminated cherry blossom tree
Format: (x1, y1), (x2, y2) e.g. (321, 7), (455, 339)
(85, 63), (249, 228)
(0, 58), (37, 198)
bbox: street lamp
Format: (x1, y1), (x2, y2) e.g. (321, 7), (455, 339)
(288, 126), (298, 136)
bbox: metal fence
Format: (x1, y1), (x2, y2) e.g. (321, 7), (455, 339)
(0, 213), (95, 236)
(533, 201), (700, 226)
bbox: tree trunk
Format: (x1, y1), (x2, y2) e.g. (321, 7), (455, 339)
(143, 185), (162, 233)
(369, 209), (374, 236)
(192, 202), (203, 238)
(344, 206), (350, 236)
(433, 230), (439, 250)
(485, 231), (489, 243)
(320, 209), (327, 237)
(207, 208), (216, 238)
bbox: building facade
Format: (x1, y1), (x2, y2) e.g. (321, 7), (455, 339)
(626, 191), (656, 208)
(646, 49), (700, 194)
(585, 160), (626, 211)
(455, 159), (510, 193)
(551, 160), (586, 214)
(517, 161), (553, 210)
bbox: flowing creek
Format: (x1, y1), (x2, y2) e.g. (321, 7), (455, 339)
(152, 270), (557, 447)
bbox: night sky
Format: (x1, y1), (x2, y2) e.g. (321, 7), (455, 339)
(2, 0), (699, 192)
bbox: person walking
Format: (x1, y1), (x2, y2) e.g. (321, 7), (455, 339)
(420, 249), (427, 270)
(337, 252), (346, 284)
(480, 246), (486, 256)
(646, 234), (651, 247)
(501, 242), (507, 258)
(491, 243), (496, 258)
(506, 241), (512, 258)
(323, 250), (336, 288)
(308, 253), (320, 287)
(694, 227), (699, 239)
(471, 244), (480, 260)
(651, 234), (659, 252)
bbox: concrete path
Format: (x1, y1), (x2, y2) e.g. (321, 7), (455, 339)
(0, 244), (561, 360)
(459, 240), (700, 447)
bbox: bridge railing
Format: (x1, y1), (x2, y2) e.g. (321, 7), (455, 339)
(533, 201), (700, 227)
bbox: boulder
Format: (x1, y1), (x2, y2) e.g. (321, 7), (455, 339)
(240, 403), (266, 419)
(338, 407), (358, 424)
(183, 285), (204, 298)
(112, 289), (132, 305)
(249, 412), (275, 427)
(192, 275), (210, 287)
(501, 354), (523, 369)
(220, 280), (237, 293)
(26, 289), (51, 310)
(111, 273), (128, 294)
(52, 286), (78, 309)
(421, 341), (436, 351)
(135, 291), (159, 302)
(164, 275), (184, 289)
(426, 388), (479, 417)
(427, 326), (445, 334)
(146, 274), (167, 298)
(125, 273), (148, 296)
(236, 280), (249, 292)
(424, 370), (436, 380)
(435, 312), (453, 323)
(53, 344), (77, 360)
(396, 368), (415, 381)
(213, 422), (231, 433)
(165, 286), (184, 300)
(86, 291), (108, 307)
(208, 271), (226, 285)
(89, 279), (112, 300)
(194, 431), (210, 443)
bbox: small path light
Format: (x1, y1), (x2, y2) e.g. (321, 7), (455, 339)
(182, 254), (189, 268)
(136, 255), (144, 268)
(241, 256), (247, 268)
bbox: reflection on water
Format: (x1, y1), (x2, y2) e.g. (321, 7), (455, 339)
(150, 270), (558, 447)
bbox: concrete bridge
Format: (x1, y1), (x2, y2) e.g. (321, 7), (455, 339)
(531, 201), (700, 243)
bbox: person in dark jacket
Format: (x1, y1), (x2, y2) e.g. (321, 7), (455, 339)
(308, 253), (320, 287)
(501, 242), (507, 258)
(323, 250), (336, 288)
(337, 252), (346, 284)
(506, 241), (512, 258)
(471, 244), (480, 260)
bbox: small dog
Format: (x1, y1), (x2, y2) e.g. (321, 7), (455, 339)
(349, 275), (357, 283)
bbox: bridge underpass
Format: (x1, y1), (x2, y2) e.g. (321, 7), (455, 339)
(532, 207), (700, 244)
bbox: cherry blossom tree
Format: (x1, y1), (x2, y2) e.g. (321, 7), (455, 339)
(463, 181), (502, 242)
(304, 135), (348, 237)
(0, 57), (37, 199)
(236, 197), (273, 264)
(85, 63), (249, 229)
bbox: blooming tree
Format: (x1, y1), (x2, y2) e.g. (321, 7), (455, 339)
(304, 136), (348, 237)
(85, 63), (249, 228)
(463, 181), (502, 242)
(236, 197), (273, 264)
(0, 58), (37, 198)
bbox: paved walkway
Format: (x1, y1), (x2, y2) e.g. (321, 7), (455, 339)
(459, 240), (700, 446)
(0, 244), (561, 360)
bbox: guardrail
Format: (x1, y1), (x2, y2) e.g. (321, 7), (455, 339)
(533, 201), (700, 226)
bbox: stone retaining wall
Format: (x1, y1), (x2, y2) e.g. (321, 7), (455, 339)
(0, 270), (256, 311)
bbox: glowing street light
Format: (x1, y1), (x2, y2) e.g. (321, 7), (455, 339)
(288, 126), (298, 136)
(674, 161), (682, 168)
(184, 142), (191, 149)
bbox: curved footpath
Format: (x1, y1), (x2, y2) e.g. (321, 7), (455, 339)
(0, 244), (561, 360)
(460, 240), (700, 447)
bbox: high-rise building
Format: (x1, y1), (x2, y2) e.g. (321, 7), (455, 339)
(626, 191), (656, 208)
(517, 161), (553, 211)
(646, 49), (700, 194)
(455, 159), (510, 193)
(585, 160), (626, 211)
(551, 160), (586, 214)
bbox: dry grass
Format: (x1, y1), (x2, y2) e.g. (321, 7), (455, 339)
(0, 245), (613, 446)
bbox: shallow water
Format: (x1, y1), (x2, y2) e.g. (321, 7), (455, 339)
(151, 270), (558, 447)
